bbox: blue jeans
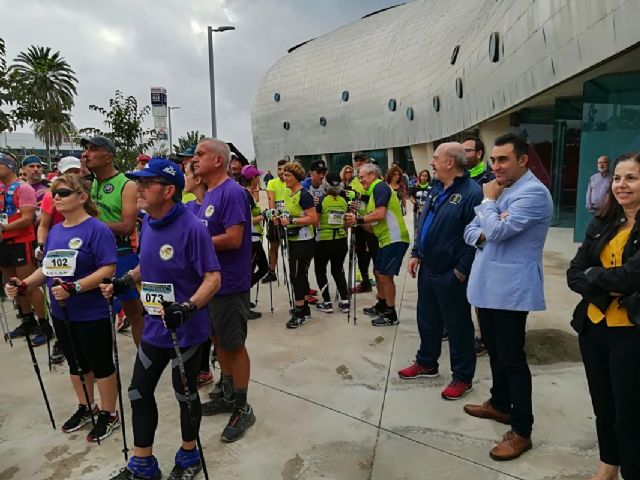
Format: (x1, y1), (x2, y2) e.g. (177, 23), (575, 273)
(415, 266), (476, 383)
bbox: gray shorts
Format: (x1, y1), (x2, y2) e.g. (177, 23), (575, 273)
(208, 292), (250, 350)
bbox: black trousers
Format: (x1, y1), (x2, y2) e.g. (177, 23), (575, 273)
(354, 228), (378, 283)
(288, 239), (315, 302)
(579, 320), (640, 478)
(314, 238), (349, 302)
(251, 240), (269, 287)
(478, 308), (533, 438)
(129, 342), (202, 448)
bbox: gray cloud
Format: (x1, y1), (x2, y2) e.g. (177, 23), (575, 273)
(1, 0), (397, 159)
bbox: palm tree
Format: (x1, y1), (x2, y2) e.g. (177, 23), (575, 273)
(10, 46), (78, 162)
(33, 111), (75, 154)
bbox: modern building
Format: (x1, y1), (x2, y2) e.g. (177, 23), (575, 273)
(251, 0), (640, 240)
(1, 131), (80, 165)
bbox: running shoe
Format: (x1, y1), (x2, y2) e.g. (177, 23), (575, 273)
(51, 340), (65, 364)
(87, 410), (120, 442)
(202, 397), (234, 416)
(363, 301), (386, 316)
(398, 362), (439, 379)
(475, 337), (487, 356)
(220, 405), (256, 443)
(351, 283), (372, 294)
(305, 295), (318, 305)
(338, 301), (350, 314)
(371, 311), (399, 327)
(9, 315), (37, 338)
(110, 468), (162, 480)
(441, 380), (473, 400)
(308, 288), (318, 296)
(286, 309), (307, 329)
(196, 371), (213, 389)
(62, 404), (99, 433)
(167, 448), (202, 480)
(316, 302), (333, 313)
(260, 271), (277, 283)
(248, 310), (262, 320)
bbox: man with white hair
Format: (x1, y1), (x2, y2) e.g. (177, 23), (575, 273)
(345, 162), (409, 327)
(192, 138), (255, 442)
(400, 142), (482, 400)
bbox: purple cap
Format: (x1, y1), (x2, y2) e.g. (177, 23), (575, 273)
(241, 165), (264, 179)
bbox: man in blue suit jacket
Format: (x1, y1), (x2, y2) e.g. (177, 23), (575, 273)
(463, 133), (553, 462)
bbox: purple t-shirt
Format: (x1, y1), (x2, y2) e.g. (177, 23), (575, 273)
(184, 199), (200, 215)
(198, 178), (251, 295)
(44, 216), (117, 321)
(139, 209), (221, 348)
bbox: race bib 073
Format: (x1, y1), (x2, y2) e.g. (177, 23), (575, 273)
(141, 282), (175, 316)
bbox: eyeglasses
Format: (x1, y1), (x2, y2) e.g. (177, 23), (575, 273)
(137, 179), (171, 189)
(52, 189), (77, 198)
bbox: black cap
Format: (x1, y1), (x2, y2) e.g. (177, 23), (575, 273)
(325, 171), (341, 187)
(310, 160), (327, 172)
(80, 136), (116, 155)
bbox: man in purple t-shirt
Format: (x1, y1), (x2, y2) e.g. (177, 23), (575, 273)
(102, 159), (221, 480)
(193, 138), (255, 442)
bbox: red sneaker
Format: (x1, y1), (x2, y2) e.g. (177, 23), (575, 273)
(308, 288), (318, 296)
(398, 362), (439, 379)
(197, 371), (214, 389)
(305, 295), (318, 305)
(441, 380), (473, 400)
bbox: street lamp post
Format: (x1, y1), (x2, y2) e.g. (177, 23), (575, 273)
(207, 25), (235, 138)
(168, 106), (180, 155)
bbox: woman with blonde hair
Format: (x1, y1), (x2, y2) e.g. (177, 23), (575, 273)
(340, 165), (354, 189)
(5, 174), (119, 442)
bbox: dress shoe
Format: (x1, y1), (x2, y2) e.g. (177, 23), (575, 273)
(489, 430), (532, 461)
(463, 400), (511, 425)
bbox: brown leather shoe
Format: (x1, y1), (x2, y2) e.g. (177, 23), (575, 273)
(489, 430), (532, 461)
(463, 400), (511, 425)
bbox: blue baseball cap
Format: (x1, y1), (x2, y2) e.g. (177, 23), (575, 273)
(22, 155), (43, 166)
(177, 145), (196, 158)
(125, 158), (185, 190)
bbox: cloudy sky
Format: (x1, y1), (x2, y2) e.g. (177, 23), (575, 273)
(2, 0), (397, 159)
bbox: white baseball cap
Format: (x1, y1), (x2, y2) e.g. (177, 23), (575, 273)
(58, 156), (82, 173)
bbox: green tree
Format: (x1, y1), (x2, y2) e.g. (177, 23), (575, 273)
(0, 37), (19, 133)
(173, 130), (205, 154)
(33, 111), (75, 153)
(80, 90), (156, 171)
(9, 45), (78, 162)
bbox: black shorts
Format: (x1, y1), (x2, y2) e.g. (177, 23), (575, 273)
(0, 240), (34, 267)
(52, 316), (115, 379)
(208, 292), (249, 350)
(266, 222), (281, 243)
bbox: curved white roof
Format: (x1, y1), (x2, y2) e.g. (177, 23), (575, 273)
(252, 0), (640, 161)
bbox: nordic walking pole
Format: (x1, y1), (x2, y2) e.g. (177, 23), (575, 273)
(277, 223), (294, 308)
(102, 278), (129, 461)
(347, 228), (354, 325)
(43, 287), (52, 371)
(52, 279), (99, 443)
(8, 279), (55, 429)
(168, 326), (210, 480)
(0, 295), (13, 347)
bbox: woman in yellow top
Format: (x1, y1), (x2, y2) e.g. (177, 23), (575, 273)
(567, 153), (640, 480)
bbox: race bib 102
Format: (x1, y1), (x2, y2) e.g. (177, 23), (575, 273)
(42, 250), (78, 277)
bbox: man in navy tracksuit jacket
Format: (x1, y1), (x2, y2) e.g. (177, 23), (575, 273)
(399, 142), (483, 401)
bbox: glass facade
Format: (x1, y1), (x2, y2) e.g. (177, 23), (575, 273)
(575, 71), (640, 241)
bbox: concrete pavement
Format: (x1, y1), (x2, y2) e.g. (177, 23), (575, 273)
(0, 225), (600, 480)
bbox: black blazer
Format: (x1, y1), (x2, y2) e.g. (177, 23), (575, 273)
(566, 214), (640, 332)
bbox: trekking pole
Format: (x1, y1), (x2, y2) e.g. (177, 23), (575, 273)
(168, 328), (210, 480)
(8, 280), (55, 429)
(102, 278), (129, 461)
(52, 279), (99, 443)
(0, 295), (13, 347)
(347, 228), (354, 325)
(277, 224), (294, 308)
(43, 287), (52, 371)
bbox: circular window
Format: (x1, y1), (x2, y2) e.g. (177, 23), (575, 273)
(341, 91), (349, 102)
(283, 121), (290, 130)
(274, 93), (281, 102)
(388, 99), (397, 112)
(489, 32), (500, 62)
(433, 96), (441, 112)
(320, 117), (327, 127)
(450, 45), (460, 65)
(455, 78), (463, 99)
(406, 107), (414, 121)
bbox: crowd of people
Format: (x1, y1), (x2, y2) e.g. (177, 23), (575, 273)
(0, 129), (639, 479)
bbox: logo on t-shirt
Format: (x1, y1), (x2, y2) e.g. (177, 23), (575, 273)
(103, 183), (114, 194)
(449, 194), (462, 204)
(159, 244), (174, 261)
(205, 205), (215, 218)
(68, 237), (83, 249)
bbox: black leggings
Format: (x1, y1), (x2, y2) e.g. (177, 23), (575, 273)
(314, 238), (348, 302)
(52, 316), (115, 378)
(579, 321), (640, 479)
(251, 240), (269, 287)
(129, 341), (202, 448)
(355, 228), (378, 281)
(287, 239), (315, 302)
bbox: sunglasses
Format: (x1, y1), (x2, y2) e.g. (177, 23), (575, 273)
(52, 189), (78, 198)
(137, 179), (171, 189)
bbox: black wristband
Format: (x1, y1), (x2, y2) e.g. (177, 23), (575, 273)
(357, 216), (365, 225)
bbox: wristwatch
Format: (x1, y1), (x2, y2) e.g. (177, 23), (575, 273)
(356, 216), (365, 225)
(291, 217), (298, 225)
(73, 282), (82, 294)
